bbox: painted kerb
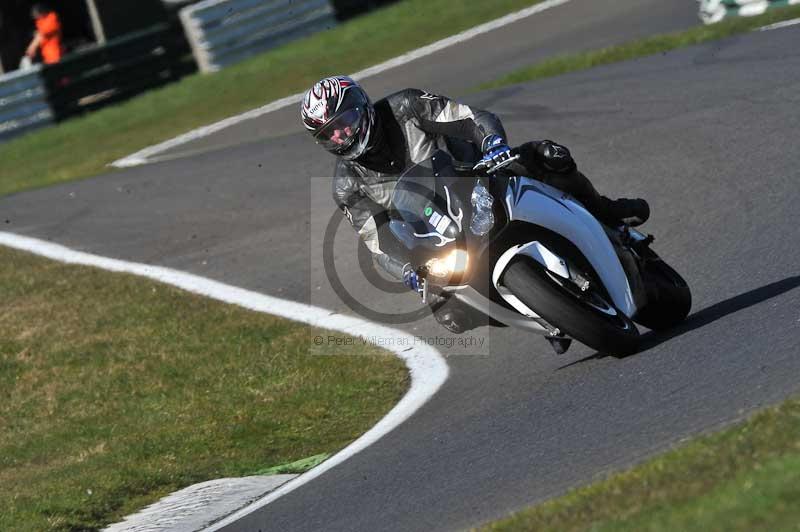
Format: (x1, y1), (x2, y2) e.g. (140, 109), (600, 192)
(180, 0), (337, 73)
(0, 65), (53, 143)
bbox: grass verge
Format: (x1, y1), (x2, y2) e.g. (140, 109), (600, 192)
(0, 0), (545, 197)
(0, 246), (408, 531)
(252, 452), (332, 475)
(482, 397), (800, 531)
(476, 5), (800, 91)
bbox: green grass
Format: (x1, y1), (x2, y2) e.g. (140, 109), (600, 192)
(483, 396), (800, 531)
(0, 0), (546, 197)
(251, 452), (332, 475)
(477, 5), (800, 91)
(0, 246), (408, 531)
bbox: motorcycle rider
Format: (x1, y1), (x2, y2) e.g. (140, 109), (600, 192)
(301, 75), (649, 333)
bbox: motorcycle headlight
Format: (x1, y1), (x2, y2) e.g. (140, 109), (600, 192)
(426, 249), (469, 279)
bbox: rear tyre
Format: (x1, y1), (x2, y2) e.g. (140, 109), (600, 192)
(502, 259), (640, 355)
(634, 259), (692, 331)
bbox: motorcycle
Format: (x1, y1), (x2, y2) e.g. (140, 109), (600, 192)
(388, 149), (691, 355)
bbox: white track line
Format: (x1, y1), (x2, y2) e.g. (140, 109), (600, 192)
(111, 0), (571, 168)
(0, 231), (449, 529)
(758, 16), (800, 31)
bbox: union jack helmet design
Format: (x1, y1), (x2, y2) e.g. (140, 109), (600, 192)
(301, 76), (374, 160)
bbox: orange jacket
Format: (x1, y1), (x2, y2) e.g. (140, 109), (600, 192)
(35, 11), (63, 64)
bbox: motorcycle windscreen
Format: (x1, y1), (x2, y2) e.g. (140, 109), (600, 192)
(389, 151), (465, 251)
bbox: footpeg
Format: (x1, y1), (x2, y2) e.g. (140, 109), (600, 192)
(547, 336), (573, 355)
(622, 228), (655, 253)
(637, 234), (655, 248)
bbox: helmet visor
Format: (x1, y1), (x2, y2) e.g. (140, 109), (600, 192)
(314, 107), (366, 155)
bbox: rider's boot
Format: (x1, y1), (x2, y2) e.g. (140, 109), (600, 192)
(609, 198), (650, 227)
(433, 305), (474, 335)
(430, 295), (482, 335)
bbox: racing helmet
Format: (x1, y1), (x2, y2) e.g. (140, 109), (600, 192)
(301, 76), (375, 160)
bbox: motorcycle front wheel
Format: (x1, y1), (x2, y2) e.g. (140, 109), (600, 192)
(502, 259), (641, 355)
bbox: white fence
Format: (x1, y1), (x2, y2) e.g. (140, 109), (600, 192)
(0, 66), (54, 142)
(180, 0), (337, 73)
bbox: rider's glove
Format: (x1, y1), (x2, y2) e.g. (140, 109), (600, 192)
(402, 265), (422, 292)
(474, 134), (515, 174)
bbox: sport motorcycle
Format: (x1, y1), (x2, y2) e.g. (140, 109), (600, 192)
(388, 149), (691, 355)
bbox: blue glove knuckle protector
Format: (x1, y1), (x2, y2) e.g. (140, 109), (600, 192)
(476, 135), (512, 174)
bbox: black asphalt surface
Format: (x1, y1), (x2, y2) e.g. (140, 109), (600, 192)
(3, 6), (800, 532)
(152, 0), (700, 162)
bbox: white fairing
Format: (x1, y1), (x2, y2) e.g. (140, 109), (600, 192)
(491, 241), (570, 319)
(499, 176), (637, 318)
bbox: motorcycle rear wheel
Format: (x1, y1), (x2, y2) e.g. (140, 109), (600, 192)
(502, 259), (641, 355)
(634, 258), (692, 331)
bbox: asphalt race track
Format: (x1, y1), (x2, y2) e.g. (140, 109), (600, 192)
(4, 3), (800, 531)
(151, 0), (699, 162)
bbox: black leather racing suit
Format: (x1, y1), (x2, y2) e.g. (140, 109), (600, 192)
(333, 88), (506, 280)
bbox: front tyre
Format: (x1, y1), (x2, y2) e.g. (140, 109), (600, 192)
(502, 259), (640, 355)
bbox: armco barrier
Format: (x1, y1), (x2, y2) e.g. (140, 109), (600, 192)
(180, 0), (337, 73)
(699, 0), (800, 24)
(0, 65), (54, 143)
(41, 24), (186, 121)
(0, 23), (189, 144)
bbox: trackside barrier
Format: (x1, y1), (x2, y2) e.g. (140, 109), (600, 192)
(699, 0), (800, 24)
(0, 66), (54, 142)
(180, 0), (337, 73)
(0, 23), (190, 144)
(41, 24), (187, 121)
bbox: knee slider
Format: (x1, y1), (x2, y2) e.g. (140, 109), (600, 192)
(536, 140), (576, 173)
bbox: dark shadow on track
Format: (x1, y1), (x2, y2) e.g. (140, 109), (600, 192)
(558, 276), (800, 370)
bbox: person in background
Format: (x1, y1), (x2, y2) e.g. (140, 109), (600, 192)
(25, 3), (63, 64)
